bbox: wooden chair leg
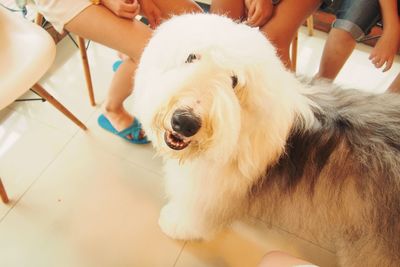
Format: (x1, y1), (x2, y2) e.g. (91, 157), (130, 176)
(0, 178), (9, 204)
(77, 37), (96, 106)
(291, 32), (298, 72)
(35, 14), (96, 107)
(31, 83), (87, 131)
(307, 15), (314, 36)
(35, 13), (44, 26)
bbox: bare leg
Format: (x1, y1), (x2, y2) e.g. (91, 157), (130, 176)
(65, 5), (150, 133)
(260, 0), (321, 69)
(316, 28), (356, 80)
(210, 0), (246, 20)
(152, 0), (202, 17)
(65, 1), (201, 136)
(387, 73), (400, 93)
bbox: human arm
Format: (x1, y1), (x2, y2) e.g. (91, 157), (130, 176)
(369, 0), (400, 72)
(138, 0), (162, 29)
(101, 0), (141, 20)
(244, 0), (274, 27)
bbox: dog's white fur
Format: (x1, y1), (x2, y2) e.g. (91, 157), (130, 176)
(132, 13), (319, 239)
(132, 14), (400, 266)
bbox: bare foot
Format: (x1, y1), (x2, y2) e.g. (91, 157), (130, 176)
(103, 108), (133, 131)
(103, 108), (147, 140)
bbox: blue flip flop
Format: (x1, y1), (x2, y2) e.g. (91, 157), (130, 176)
(98, 114), (150, 144)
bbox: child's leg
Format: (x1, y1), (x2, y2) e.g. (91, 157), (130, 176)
(259, 0), (321, 69)
(387, 73), (400, 93)
(152, 0), (202, 17)
(316, 28), (356, 80)
(65, 1), (201, 134)
(316, 0), (381, 80)
(65, 5), (151, 62)
(210, 0), (246, 21)
(65, 5), (151, 133)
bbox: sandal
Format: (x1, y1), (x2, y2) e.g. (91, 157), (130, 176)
(112, 60), (123, 72)
(98, 114), (150, 144)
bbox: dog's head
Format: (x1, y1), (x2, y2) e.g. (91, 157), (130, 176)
(133, 14), (310, 175)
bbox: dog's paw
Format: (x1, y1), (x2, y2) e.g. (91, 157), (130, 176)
(158, 204), (210, 240)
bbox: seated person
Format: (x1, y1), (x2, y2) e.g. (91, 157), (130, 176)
(316, 0), (400, 80)
(31, 0), (202, 144)
(211, 0), (324, 69)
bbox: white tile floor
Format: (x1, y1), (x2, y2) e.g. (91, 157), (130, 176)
(1, 26), (399, 267)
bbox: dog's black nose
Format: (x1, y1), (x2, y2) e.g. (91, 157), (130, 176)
(171, 109), (201, 137)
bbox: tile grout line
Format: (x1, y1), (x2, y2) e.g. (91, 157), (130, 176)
(6, 100), (96, 137)
(0, 127), (85, 223)
(252, 217), (335, 254)
(172, 241), (187, 267)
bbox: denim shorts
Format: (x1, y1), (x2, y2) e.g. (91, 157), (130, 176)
(322, 0), (381, 41)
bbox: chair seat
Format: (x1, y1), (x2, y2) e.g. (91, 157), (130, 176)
(0, 7), (56, 110)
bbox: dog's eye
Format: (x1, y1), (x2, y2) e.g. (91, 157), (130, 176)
(231, 75), (238, 89)
(185, 53), (199, 63)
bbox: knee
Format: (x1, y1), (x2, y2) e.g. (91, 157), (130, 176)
(328, 28), (356, 45)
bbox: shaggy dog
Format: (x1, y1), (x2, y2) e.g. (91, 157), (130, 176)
(132, 14), (400, 266)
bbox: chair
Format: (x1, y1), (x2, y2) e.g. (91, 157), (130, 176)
(0, 7), (88, 202)
(35, 13), (96, 106)
(291, 15), (314, 72)
(0, 177), (9, 204)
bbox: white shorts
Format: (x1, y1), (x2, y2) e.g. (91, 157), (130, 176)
(30, 0), (92, 33)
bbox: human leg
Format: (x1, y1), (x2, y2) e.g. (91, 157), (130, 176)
(316, 0), (381, 80)
(387, 73), (400, 93)
(316, 28), (356, 80)
(152, 0), (203, 17)
(66, 1), (201, 139)
(65, 5), (151, 139)
(259, 0), (321, 69)
(65, 5), (151, 62)
(210, 0), (246, 21)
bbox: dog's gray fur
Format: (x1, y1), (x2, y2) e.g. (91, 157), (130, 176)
(251, 82), (400, 266)
(132, 13), (400, 266)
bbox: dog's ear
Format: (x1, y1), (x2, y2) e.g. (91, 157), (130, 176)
(231, 75), (238, 89)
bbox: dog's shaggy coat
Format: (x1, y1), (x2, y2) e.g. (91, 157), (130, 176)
(132, 14), (400, 266)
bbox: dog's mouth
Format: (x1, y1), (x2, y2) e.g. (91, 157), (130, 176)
(164, 130), (191, 150)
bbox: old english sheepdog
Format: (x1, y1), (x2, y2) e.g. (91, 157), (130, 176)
(132, 14), (400, 266)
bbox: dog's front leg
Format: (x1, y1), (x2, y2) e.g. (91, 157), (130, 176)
(158, 161), (226, 240)
(158, 201), (217, 240)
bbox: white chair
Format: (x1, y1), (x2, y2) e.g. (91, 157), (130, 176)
(0, 7), (88, 203)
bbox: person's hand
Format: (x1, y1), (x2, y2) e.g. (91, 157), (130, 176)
(244, 0), (274, 27)
(138, 0), (162, 29)
(101, 0), (140, 20)
(369, 30), (399, 72)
